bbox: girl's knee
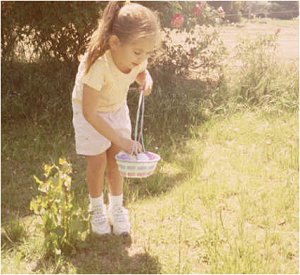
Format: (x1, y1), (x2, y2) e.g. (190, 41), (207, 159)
(86, 153), (107, 171)
(107, 167), (122, 182)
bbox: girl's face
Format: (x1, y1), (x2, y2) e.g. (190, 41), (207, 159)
(110, 35), (157, 73)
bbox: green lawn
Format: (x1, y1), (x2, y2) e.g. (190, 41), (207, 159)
(2, 109), (298, 273)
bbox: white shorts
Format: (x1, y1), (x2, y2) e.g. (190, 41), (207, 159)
(72, 103), (132, 156)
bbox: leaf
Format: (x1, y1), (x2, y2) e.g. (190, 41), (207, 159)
(30, 199), (39, 214)
(59, 158), (66, 166)
(43, 164), (53, 177)
(33, 175), (44, 186)
(38, 183), (48, 193)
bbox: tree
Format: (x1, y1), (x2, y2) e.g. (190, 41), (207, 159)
(268, 1), (299, 19)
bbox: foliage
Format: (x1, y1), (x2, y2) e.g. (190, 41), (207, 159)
(232, 31), (298, 112)
(1, 1), (104, 63)
(235, 32), (279, 104)
(143, 1), (222, 29)
(153, 26), (226, 82)
(268, 1), (299, 19)
(241, 1), (299, 20)
(30, 158), (89, 257)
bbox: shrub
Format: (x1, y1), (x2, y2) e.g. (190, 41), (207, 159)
(234, 32), (279, 105)
(1, 1), (103, 64)
(221, 31), (299, 113)
(30, 158), (89, 257)
(152, 26), (226, 83)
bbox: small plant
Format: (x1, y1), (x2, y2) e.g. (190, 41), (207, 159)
(234, 32), (279, 105)
(30, 158), (89, 257)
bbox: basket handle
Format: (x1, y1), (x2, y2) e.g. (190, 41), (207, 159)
(131, 90), (145, 155)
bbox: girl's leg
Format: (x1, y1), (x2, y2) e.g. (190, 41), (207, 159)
(106, 143), (123, 195)
(106, 143), (130, 235)
(86, 153), (107, 198)
(86, 152), (111, 235)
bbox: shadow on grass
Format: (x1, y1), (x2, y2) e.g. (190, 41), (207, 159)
(32, 233), (161, 274)
(125, 169), (187, 203)
(73, 234), (161, 274)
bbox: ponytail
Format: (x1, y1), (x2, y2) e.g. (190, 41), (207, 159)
(84, 1), (123, 74)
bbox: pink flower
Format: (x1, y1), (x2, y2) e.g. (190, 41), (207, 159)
(171, 13), (184, 28)
(192, 3), (202, 17)
(217, 6), (224, 13)
(217, 6), (225, 19)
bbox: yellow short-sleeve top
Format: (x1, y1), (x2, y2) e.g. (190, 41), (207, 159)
(72, 50), (147, 113)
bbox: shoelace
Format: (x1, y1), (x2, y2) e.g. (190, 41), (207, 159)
(90, 206), (107, 224)
(112, 207), (128, 223)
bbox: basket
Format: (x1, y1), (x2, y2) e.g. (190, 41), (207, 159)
(115, 91), (160, 178)
(116, 151), (160, 178)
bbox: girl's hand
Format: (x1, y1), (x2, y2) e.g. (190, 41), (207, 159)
(136, 70), (153, 96)
(120, 137), (142, 155)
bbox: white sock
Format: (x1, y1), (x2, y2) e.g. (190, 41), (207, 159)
(109, 193), (123, 209)
(89, 193), (104, 209)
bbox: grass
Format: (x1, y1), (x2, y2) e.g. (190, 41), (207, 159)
(1, 108), (298, 273)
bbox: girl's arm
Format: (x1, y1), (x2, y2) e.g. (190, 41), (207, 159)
(82, 84), (141, 154)
(135, 69), (153, 96)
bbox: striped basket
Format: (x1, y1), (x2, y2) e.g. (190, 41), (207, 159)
(115, 90), (160, 178)
(115, 151), (160, 178)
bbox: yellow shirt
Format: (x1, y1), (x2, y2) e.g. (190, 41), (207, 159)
(72, 50), (147, 112)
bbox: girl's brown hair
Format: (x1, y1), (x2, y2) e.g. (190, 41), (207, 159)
(84, 1), (160, 74)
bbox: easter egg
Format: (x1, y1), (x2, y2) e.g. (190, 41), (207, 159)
(117, 151), (131, 161)
(145, 152), (156, 160)
(136, 153), (149, 161)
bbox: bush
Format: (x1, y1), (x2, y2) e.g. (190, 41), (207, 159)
(152, 26), (225, 82)
(234, 33), (279, 105)
(268, 1), (299, 20)
(30, 158), (89, 257)
(220, 31), (299, 114)
(1, 1), (104, 64)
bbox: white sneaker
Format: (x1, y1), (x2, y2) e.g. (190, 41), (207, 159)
(108, 206), (131, 235)
(89, 205), (111, 235)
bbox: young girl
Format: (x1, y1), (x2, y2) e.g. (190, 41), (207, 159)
(71, 1), (160, 236)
